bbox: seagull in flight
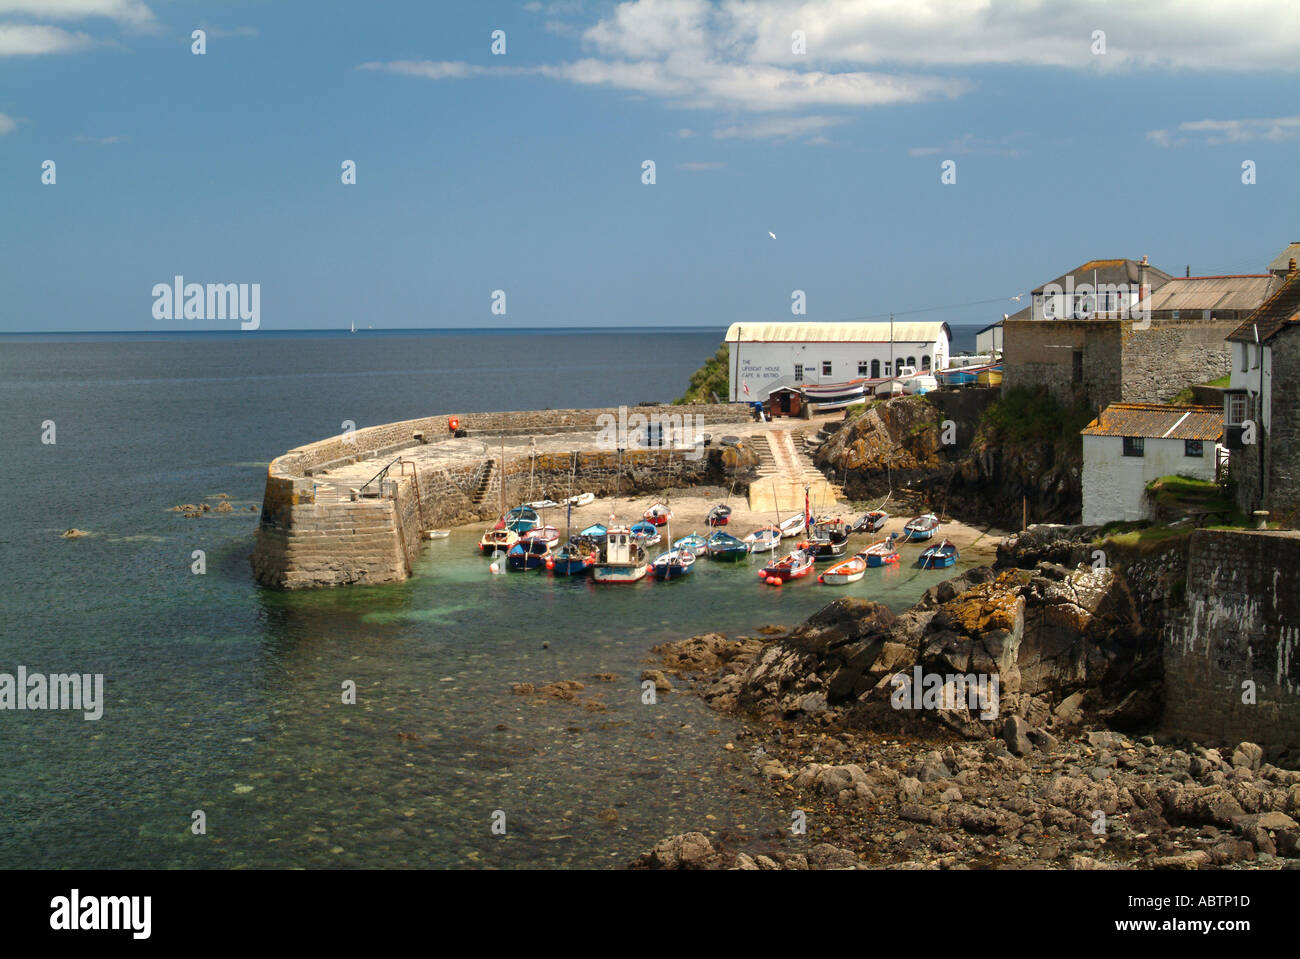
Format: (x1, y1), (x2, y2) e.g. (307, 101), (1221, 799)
(768, 231), (776, 240)
(1010, 293), (1023, 302)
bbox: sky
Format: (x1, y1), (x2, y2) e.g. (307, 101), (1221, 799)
(1, 0), (1298, 333)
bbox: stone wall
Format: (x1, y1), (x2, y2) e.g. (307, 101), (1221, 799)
(1120, 317), (1236, 404)
(1235, 328), (1300, 523)
(1002, 319), (1121, 410)
(1163, 528), (1300, 749)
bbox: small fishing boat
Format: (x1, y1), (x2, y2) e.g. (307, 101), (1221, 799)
(864, 535), (901, 567)
(742, 525), (783, 553)
(802, 535), (848, 562)
(652, 548), (696, 581)
(919, 538), (959, 569)
(852, 511), (889, 534)
(503, 506), (541, 534)
(521, 525), (560, 549)
(706, 505), (732, 527)
(592, 526), (649, 584)
(525, 499), (561, 510)
(550, 539), (598, 576)
(580, 523), (608, 543)
(812, 518), (851, 543)
(759, 548), (815, 583)
(778, 514), (806, 538)
(630, 521), (662, 547)
(424, 529), (451, 539)
(643, 503), (673, 527)
(478, 527), (519, 554)
(566, 492), (595, 507)
(672, 533), (708, 557)
(706, 530), (749, 561)
(506, 537), (552, 571)
(902, 513), (940, 542)
(819, 552), (867, 585)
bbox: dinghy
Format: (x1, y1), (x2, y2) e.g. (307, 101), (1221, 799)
(902, 513), (940, 542)
(550, 539), (598, 576)
(919, 538), (959, 570)
(566, 492), (595, 507)
(592, 526), (649, 584)
(742, 525), (783, 553)
(503, 506), (541, 534)
(521, 525), (560, 549)
(852, 511), (889, 534)
(525, 499), (561, 510)
(778, 514), (806, 538)
(506, 537), (552, 571)
(706, 530), (749, 561)
(424, 529), (451, 539)
(864, 535), (901, 567)
(643, 503), (673, 527)
(580, 523), (608, 543)
(672, 533), (708, 557)
(802, 535), (848, 562)
(706, 505), (731, 527)
(630, 521), (662, 547)
(759, 548), (815, 583)
(652, 548), (696, 581)
(819, 552), (867, 585)
(478, 527), (519, 554)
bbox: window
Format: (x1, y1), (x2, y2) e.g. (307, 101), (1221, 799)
(1185, 439), (1204, 458)
(907, 356), (916, 369)
(1226, 392), (1248, 426)
(858, 361), (869, 376)
(1251, 344), (1260, 369)
(793, 363), (803, 382)
(1240, 345), (1248, 372)
(1072, 350), (1083, 385)
(822, 361), (832, 376)
(1171, 310), (1180, 320)
(921, 355), (931, 370)
(870, 359), (880, 378)
(1122, 436), (1145, 457)
(884, 361), (891, 376)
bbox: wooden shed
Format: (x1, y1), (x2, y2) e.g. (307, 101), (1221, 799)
(766, 387), (803, 418)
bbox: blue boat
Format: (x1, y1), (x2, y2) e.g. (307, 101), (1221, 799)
(902, 513), (940, 542)
(551, 539), (598, 576)
(652, 548), (696, 581)
(706, 530), (749, 561)
(580, 523), (608, 543)
(918, 539), (959, 569)
(506, 538), (551, 571)
(630, 521), (662, 547)
(504, 506), (541, 534)
(865, 534), (900, 567)
(672, 533), (708, 557)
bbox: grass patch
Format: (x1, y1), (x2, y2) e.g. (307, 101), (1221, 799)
(1206, 374), (1231, 388)
(977, 386), (1094, 447)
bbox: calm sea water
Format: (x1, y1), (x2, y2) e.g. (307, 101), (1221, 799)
(0, 327), (981, 869)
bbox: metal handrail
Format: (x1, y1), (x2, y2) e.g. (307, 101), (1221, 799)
(358, 455), (404, 498)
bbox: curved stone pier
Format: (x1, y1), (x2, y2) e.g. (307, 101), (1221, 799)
(251, 404), (757, 589)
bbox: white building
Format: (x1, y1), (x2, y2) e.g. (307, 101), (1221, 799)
(975, 320), (1003, 355)
(1080, 403), (1223, 525)
(724, 321), (950, 402)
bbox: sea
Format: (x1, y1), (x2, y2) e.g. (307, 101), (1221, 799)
(0, 325), (982, 869)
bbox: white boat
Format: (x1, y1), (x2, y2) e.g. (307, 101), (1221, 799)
(521, 525), (560, 548)
(566, 492), (595, 507)
(743, 526), (783, 553)
(819, 552), (867, 586)
(424, 529), (450, 539)
(525, 499), (561, 510)
(593, 525), (649, 584)
(778, 514), (806, 539)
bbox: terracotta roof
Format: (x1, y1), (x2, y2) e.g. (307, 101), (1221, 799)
(1138, 274), (1279, 314)
(1081, 403), (1223, 441)
(1227, 269), (1300, 343)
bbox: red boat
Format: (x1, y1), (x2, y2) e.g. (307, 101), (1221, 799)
(707, 505), (731, 527)
(643, 503), (673, 527)
(759, 548), (815, 583)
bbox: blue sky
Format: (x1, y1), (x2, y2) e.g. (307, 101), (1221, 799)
(2, 0), (1298, 332)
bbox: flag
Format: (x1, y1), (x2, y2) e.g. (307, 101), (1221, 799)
(742, 383), (750, 396)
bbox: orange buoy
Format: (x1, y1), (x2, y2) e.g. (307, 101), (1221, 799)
(449, 416), (460, 431)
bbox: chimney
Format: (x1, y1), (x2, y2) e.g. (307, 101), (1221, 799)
(1186, 265), (1191, 278)
(1290, 257), (1297, 275)
(1138, 255), (1149, 296)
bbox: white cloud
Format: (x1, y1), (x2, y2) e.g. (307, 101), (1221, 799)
(0, 112), (16, 134)
(0, 0), (154, 27)
(1148, 115), (1300, 147)
(0, 23), (91, 54)
(713, 114), (848, 140)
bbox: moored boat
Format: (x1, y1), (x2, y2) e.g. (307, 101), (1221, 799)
(643, 502), (673, 526)
(630, 521), (662, 547)
(521, 525), (560, 549)
(478, 527), (520, 554)
(819, 552), (867, 585)
(759, 548), (815, 583)
(706, 530), (749, 561)
(580, 523), (608, 543)
(592, 526), (649, 584)
(672, 533), (708, 557)
(919, 538), (959, 569)
(742, 525), (782, 553)
(706, 504), (731, 527)
(550, 539), (598, 576)
(864, 534), (901, 567)
(566, 492), (595, 507)
(651, 548), (696, 581)
(506, 537), (552, 571)
(802, 535), (848, 562)
(902, 513), (940, 542)
(852, 511), (889, 534)
(777, 514), (806, 538)
(503, 506), (541, 534)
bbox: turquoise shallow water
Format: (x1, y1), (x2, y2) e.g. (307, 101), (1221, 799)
(0, 331), (979, 868)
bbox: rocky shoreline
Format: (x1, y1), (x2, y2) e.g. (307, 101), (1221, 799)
(629, 526), (1300, 870)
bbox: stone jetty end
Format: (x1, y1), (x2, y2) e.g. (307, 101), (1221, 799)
(252, 403), (846, 590)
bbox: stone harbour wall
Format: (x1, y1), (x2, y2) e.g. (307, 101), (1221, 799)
(1120, 317), (1235, 405)
(1163, 528), (1300, 749)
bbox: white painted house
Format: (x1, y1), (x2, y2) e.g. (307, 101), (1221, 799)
(724, 321), (951, 402)
(1080, 403), (1223, 525)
